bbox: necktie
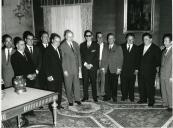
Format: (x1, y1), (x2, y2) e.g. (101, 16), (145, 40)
(87, 42), (91, 48)
(23, 53), (28, 61)
(165, 49), (168, 55)
(30, 47), (33, 54)
(57, 48), (61, 59)
(7, 49), (10, 64)
(109, 45), (112, 51)
(127, 44), (130, 52)
(70, 43), (74, 53)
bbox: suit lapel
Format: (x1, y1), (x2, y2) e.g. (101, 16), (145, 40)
(50, 45), (61, 62)
(143, 43), (152, 56)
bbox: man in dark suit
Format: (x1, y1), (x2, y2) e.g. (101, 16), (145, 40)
(2, 34), (15, 88)
(60, 30), (82, 106)
(11, 37), (36, 119)
(103, 33), (123, 102)
(11, 37), (36, 88)
(37, 31), (49, 90)
(80, 30), (99, 102)
(23, 31), (42, 89)
(43, 33), (64, 109)
(137, 33), (161, 107)
(121, 33), (139, 102)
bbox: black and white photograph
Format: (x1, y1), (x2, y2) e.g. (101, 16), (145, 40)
(1, 0), (172, 127)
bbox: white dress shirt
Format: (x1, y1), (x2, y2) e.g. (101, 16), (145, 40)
(43, 43), (48, 48)
(17, 50), (25, 56)
(143, 43), (152, 55)
(99, 42), (104, 60)
(87, 41), (92, 47)
(109, 44), (114, 49)
(5, 48), (12, 61)
(127, 43), (133, 52)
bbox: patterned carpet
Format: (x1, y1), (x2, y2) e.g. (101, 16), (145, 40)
(2, 89), (173, 128)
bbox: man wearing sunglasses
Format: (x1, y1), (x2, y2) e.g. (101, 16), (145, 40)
(80, 30), (99, 102)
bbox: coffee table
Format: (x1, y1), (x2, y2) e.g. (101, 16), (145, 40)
(2, 87), (58, 128)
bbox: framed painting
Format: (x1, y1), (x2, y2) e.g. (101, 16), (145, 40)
(123, 0), (155, 33)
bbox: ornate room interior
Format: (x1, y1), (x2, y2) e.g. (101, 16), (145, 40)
(1, 0), (172, 127)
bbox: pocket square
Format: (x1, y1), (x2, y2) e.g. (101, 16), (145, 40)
(91, 50), (96, 52)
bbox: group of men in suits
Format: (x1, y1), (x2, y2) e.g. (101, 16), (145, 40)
(1, 30), (172, 111)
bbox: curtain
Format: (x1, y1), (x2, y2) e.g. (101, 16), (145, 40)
(43, 3), (92, 45)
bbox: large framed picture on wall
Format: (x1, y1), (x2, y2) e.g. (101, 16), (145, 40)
(123, 0), (155, 33)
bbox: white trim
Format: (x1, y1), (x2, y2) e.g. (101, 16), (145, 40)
(161, 116), (173, 128)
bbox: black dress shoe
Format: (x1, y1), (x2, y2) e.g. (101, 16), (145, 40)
(113, 98), (117, 102)
(75, 101), (82, 105)
(81, 98), (88, 102)
(167, 108), (172, 112)
(94, 99), (98, 102)
(57, 105), (64, 109)
(137, 100), (147, 104)
(69, 103), (73, 106)
(103, 97), (111, 101)
(148, 103), (154, 107)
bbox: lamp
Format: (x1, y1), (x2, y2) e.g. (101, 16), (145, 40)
(13, 0), (31, 24)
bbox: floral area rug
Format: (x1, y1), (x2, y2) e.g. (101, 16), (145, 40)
(2, 91), (173, 128)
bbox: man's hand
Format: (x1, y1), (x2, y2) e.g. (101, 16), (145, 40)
(36, 70), (39, 74)
(27, 74), (36, 80)
(64, 71), (69, 77)
(47, 76), (54, 82)
(170, 78), (173, 83)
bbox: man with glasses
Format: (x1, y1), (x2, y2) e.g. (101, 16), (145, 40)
(80, 30), (99, 102)
(23, 31), (42, 89)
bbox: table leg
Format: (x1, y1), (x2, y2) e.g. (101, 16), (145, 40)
(52, 99), (58, 127)
(17, 114), (21, 128)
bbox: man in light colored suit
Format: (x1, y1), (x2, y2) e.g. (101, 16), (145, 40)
(160, 34), (172, 112)
(103, 33), (123, 102)
(96, 32), (106, 98)
(60, 30), (82, 106)
(2, 34), (15, 88)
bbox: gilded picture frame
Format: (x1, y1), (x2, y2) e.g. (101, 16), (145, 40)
(123, 0), (155, 33)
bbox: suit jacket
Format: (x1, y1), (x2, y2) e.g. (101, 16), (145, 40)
(60, 40), (81, 75)
(43, 45), (63, 82)
(160, 47), (172, 79)
(25, 45), (42, 71)
(2, 48), (15, 87)
(121, 43), (139, 75)
(11, 50), (36, 77)
(138, 43), (161, 77)
(80, 41), (99, 70)
(101, 43), (123, 74)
